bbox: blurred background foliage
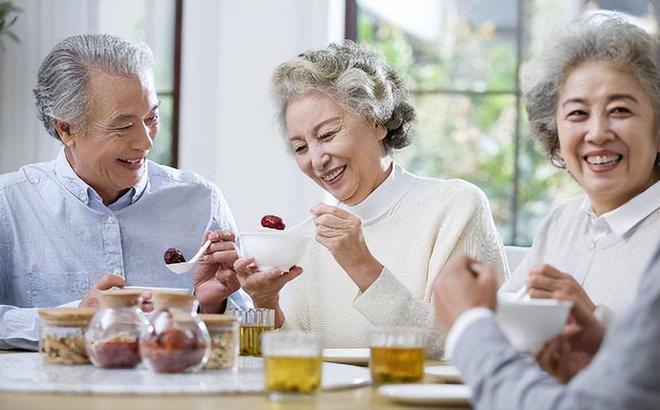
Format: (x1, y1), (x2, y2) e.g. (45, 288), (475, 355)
(354, 0), (657, 245)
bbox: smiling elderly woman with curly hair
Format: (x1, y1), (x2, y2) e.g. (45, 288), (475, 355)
(229, 40), (509, 357)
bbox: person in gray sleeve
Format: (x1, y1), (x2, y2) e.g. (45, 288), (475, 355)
(434, 245), (660, 409)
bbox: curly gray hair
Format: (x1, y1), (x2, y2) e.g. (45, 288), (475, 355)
(34, 34), (154, 141)
(271, 40), (415, 153)
(522, 11), (660, 167)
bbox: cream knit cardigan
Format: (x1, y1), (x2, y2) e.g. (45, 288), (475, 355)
(280, 166), (509, 358)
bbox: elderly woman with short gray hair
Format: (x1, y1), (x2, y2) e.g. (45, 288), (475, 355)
(500, 12), (660, 328)
(0, 34), (248, 350)
(232, 41), (509, 357)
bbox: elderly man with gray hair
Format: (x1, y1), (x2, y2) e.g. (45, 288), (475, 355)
(0, 34), (249, 350)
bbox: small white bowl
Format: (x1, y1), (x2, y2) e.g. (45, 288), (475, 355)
(496, 298), (573, 353)
(239, 231), (309, 271)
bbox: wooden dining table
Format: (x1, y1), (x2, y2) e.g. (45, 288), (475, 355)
(0, 350), (471, 410)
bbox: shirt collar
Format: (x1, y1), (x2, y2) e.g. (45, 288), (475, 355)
(53, 147), (150, 208)
(331, 161), (414, 224)
(580, 180), (660, 236)
(54, 148), (90, 204)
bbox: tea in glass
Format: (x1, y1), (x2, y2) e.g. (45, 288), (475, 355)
(228, 308), (274, 356)
(369, 327), (426, 383)
(262, 331), (322, 401)
(240, 324), (273, 356)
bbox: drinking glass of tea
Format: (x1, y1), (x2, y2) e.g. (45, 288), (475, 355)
(262, 330), (322, 401)
(369, 327), (427, 384)
(228, 308), (275, 356)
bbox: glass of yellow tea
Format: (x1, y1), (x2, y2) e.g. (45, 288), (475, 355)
(262, 331), (322, 401)
(229, 308), (275, 356)
(369, 327), (426, 384)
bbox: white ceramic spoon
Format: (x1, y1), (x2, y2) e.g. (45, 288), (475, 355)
(285, 214), (314, 231)
(165, 239), (212, 274)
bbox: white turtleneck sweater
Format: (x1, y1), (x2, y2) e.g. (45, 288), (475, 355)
(280, 163), (509, 358)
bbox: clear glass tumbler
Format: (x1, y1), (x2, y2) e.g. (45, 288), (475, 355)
(229, 308), (275, 356)
(369, 327), (427, 384)
(262, 330), (322, 401)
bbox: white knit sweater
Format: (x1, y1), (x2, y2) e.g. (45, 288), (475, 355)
(280, 164), (509, 358)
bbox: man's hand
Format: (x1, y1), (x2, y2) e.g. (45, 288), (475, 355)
(80, 273), (125, 308)
(535, 299), (605, 382)
(194, 231), (240, 313)
(432, 256), (498, 330)
(527, 264), (596, 311)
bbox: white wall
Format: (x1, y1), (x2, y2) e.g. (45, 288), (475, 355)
(0, 0), (100, 173)
(180, 0), (344, 230)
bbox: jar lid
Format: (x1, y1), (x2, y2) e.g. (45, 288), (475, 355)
(152, 290), (195, 310)
(38, 308), (97, 327)
(199, 314), (237, 328)
(99, 289), (143, 308)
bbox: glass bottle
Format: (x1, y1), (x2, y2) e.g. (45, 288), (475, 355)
(140, 290), (210, 373)
(199, 314), (239, 370)
(85, 289), (149, 368)
(38, 307), (96, 365)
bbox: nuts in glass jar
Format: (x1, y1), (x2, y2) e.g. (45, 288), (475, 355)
(38, 308), (96, 365)
(40, 334), (89, 365)
(206, 331), (236, 369)
(199, 314), (239, 370)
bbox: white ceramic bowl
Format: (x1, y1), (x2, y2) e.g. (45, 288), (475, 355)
(495, 297), (573, 353)
(239, 232), (309, 271)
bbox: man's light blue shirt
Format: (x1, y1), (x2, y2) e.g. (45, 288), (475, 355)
(0, 149), (251, 349)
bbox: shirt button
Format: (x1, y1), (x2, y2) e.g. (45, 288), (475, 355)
(107, 216), (114, 223)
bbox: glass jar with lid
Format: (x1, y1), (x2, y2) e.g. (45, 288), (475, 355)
(38, 308), (96, 365)
(199, 314), (239, 370)
(139, 290), (210, 373)
(85, 289), (149, 368)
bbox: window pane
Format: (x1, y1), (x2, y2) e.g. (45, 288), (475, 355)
(97, 0), (175, 91)
(357, 0), (519, 91)
(149, 94), (173, 166)
(526, 0), (658, 61)
(357, 0), (658, 245)
(97, 0), (176, 166)
(392, 93), (517, 242)
(515, 112), (582, 246)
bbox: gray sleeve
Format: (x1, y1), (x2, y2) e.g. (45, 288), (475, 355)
(452, 246), (660, 410)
